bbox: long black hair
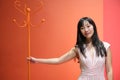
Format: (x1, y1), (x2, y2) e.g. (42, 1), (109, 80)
(75, 17), (107, 57)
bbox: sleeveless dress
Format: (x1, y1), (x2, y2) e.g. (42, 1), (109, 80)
(77, 42), (110, 80)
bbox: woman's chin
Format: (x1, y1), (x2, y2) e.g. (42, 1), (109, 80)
(85, 35), (92, 40)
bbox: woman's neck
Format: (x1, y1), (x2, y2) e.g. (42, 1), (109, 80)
(85, 40), (93, 48)
(86, 39), (92, 44)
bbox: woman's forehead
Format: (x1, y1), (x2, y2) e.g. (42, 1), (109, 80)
(83, 20), (91, 26)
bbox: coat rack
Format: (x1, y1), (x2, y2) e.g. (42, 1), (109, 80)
(13, 0), (45, 80)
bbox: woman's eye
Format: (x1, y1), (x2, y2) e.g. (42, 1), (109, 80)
(87, 26), (90, 28)
(80, 27), (84, 30)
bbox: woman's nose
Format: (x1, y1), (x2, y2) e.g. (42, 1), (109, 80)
(84, 27), (89, 32)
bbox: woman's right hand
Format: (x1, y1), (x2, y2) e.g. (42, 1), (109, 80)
(27, 56), (38, 63)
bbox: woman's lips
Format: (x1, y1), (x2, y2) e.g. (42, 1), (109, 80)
(85, 32), (90, 35)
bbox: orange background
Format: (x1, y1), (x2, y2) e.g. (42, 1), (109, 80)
(103, 0), (120, 79)
(2, 0), (120, 80)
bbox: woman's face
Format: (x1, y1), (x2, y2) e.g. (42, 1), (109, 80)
(80, 20), (94, 40)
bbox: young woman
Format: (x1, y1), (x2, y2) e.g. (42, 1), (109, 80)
(27, 17), (113, 80)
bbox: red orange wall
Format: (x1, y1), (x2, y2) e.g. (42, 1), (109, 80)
(2, 0), (119, 80)
(103, 0), (120, 80)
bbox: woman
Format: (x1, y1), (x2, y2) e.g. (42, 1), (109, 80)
(27, 17), (113, 80)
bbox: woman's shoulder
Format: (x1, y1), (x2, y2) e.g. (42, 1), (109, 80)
(72, 46), (80, 61)
(71, 46), (79, 52)
(102, 41), (110, 45)
(74, 45), (80, 51)
(69, 46), (80, 55)
(102, 41), (111, 50)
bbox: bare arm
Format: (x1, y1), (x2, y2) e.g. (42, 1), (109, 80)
(27, 47), (78, 64)
(105, 47), (113, 80)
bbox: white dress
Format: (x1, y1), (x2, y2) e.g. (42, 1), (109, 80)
(78, 42), (110, 80)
